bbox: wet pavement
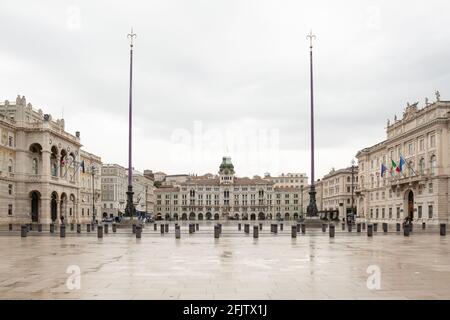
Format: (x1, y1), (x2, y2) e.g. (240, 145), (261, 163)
(0, 222), (449, 299)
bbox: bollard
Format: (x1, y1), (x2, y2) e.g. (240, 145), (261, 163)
(136, 225), (142, 239)
(214, 225), (220, 238)
(410, 223), (413, 232)
(97, 225), (103, 238)
(91, 223), (95, 231)
(404, 225), (410, 237)
(196, 223), (199, 231)
(160, 224), (165, 234)
(280, 223), (283, 231)
(77, 224), (81, 233)
(21, 225), (28, 237)
(60, 224), (66, 238)
(273, 224), (278, 234)
(104, 224), (109, 234)
(70, 223), (74, 231)
(189, 224), (193, 234)
(175, 225), (180, 239)
(301, 224), (305, 234)
(342, 223), (345, 231)
(259, 223), (263, 231)
(244, 224), (250, 234)
(87, 224), (91, 233)
(154, 223), (157, 231)
(291, 225), (297, 238)
(297, 223), (300, 233)
(165, 224), (169, 233)
(132, 224), (136, 234)
(357, 223), (361, 233)
(112, 223), (117, 233)
(238, 223), (241, 231)
(38, 224), (43, 232)
(422, 222), (426, 230)
(373, 223), (378, 232)
(50, 223), (55, 233)
(253, 225), (259, 238)
(270, 224), (274, 233)
(218, 223), (222, 234)
(9, 223), (13, 231)
(396, 223), (401, 232)
(329, 225), (335, 238)
(362, 222), (366, 230)
(322, 224), (327, 232)
(440, 224), (446, 236)
(367, 224), (373, 237)
(383, 223), (388, 233)
(348, 223), (352, 232)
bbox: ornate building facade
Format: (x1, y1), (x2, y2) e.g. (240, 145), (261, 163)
(356, 94), (450, 225)
(154, 157), (302, 221)
(0, 95), (101, 224)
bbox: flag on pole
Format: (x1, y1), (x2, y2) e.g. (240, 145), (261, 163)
(381, 163), (387, 177)
(391, 159), (398, 173)
(399, 155), (406, 172)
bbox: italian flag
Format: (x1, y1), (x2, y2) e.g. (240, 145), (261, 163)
(391, 160), (400, 173)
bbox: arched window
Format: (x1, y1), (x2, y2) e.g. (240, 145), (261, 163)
(430, 155), (437, 175)
(8, 159), (13, 173)
(32, 158), (38, 174)
(419, 158), (425, 175)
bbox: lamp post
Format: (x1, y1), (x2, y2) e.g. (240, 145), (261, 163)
(300, 185), (304, 218)
(351, 159), (355, 223)
(91, 165), (98, 223)
(125, 28), (137, 221)
(306, 30), (318, 217)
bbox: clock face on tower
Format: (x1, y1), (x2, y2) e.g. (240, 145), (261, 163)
(224, 169), (229, 175)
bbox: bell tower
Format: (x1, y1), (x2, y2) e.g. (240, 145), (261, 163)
(219, 156), (235, 184)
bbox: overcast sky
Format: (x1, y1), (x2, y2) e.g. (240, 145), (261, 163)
(1, 0), (449, 181)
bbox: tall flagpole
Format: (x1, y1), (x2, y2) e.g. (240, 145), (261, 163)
(306, 30), (318, 217)
(125, 28), (137, 220)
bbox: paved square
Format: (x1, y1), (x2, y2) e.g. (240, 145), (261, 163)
(0, 223), (449, 300)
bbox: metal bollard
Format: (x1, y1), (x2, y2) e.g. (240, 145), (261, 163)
(60, 224), (66, 238)
(77, 224), (81, 233)
(396, 223), (401, 232)
(342, 223), (345, 231)
(348, 223), (352, 232)
(21, 225), (28, 237)
(97, 225), (103, 238)
(280, 223), (283, 231)
(373, 223), (378, 232)
(70, 223), (74, 231)
(383, 223), (388, 233)
(410, 223), (413, 232)
(238, 223), (241, 231)
(297, 223), (300, 233)
(273, 224), (278, 234)
(112, 223), (117, 233)
(357, 223), (361, 233)
(9, 223), (13, 231)
(259, 223), (263, 231)
(244, 224), (250, 234)
(404, 225), (410, 237)
(196, 223), (199, 231)
(104, 224), (109, 234)
(175, 225), (180, 239)
(218, 223), (222, 234)
(50, 223), (55, 233)
(329, 225), (335, 238)
(362, 222), (366, 230)
(367, 224), (373, 237)
(253, 225), (259, 238)
(291, 225), (297, 238)
(189, 224), (193, 234)
(322, 224), (327, 232)
(136, 225), (142, 239)
(440, 224), (446, 236)
(214, 225), (220, 238)
(87, 224), (91, 233)
(38, 224), (43, 232)
(132, 224), (136, 234)
(422, 222), (426, 230)
(160, 224), (165, 234)
(154, 223), (157, 231)
(165, 224), (169, 233)
(301, 224), (305, 234)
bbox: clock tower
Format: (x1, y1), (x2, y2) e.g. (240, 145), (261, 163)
(219, 156), (235, 184)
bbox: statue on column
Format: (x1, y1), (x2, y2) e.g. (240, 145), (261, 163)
(435, 90), (441, 102)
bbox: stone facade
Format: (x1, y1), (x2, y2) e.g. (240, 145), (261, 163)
(356, 96), (450, 225)
(0, 95), (100, 224)
(263, 172), (308, 189)
(154, 157), (302, 221)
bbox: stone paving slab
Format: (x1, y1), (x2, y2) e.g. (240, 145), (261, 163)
(0, 228), (449, 299)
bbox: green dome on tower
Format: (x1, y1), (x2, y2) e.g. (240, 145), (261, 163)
(219, 156), (235, 174)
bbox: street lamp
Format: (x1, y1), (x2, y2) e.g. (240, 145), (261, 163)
(350, 159), (356, 223)
(300, 185), (304, 218)
(91, 165), (98, 223)
(125, 28), (137, 221)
